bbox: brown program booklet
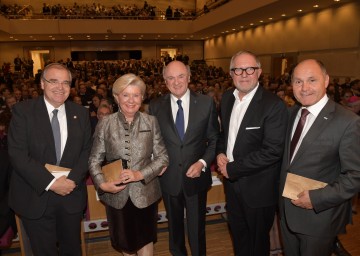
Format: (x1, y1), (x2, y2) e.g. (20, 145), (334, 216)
(282, 173), (327, 200)
(45, 164), (71, 178)
(101, 159), (123, 182)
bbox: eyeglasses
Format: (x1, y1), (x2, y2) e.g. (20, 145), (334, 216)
(230, 67), (260, 76)
(42, 77), (71, 87)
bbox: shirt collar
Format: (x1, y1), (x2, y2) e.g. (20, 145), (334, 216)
(233, 84), (259, 102)
(302, 94), (329, 117)
(44, 97), (65, 116)
(170, 89), (190, 105)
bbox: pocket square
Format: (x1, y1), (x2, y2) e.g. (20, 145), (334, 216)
(246, 127), (260, 130)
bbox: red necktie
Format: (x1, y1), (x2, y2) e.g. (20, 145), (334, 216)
(290, 108), (310, 160)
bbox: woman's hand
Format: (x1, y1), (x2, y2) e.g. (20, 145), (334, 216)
(120, 169), (144, 183)
(99, 181), (126, 194)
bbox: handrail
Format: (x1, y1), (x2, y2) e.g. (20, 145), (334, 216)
(0, 0), (231, 20)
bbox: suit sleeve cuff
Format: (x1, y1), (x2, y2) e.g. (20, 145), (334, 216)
(199, 159), (207, 172)
(45, 178), (57, 191)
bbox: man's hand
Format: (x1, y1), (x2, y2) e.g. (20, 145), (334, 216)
(186, 161), (203, 178)
(291, 190), (313, 210)
(216, 153), (229, 178)
(49, 176), (76, 196)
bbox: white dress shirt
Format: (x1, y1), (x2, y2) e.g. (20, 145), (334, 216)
(290, 95), (329, 162)
(227, 85), (259, 162)
(170, 89), (207, 170)
(44, 98), (68, 189)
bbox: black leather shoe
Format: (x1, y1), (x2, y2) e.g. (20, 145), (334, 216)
(333, 237), (351, 256)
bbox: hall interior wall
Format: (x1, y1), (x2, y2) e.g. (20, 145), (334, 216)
(204, 1), (360, 79)
(0, 40), (204, 63)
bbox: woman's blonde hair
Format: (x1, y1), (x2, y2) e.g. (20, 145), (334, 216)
(112, 73), (146, 103)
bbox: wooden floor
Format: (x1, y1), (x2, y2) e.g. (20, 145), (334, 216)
(2, 201), (360, 256)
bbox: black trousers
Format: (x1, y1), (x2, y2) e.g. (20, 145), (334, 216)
(21, 193), (83, 256)
(162, 189), (207, 256)
(225, 183), (276, 256)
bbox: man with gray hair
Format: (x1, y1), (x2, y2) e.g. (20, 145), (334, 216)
(217, 51), (288, 256)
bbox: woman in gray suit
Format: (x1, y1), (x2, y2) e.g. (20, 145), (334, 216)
(89, 73), (168, 256)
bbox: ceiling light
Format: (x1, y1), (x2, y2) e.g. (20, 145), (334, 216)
(49, 35), (52, 38)
(281, 14), (286, 17)
(313, 5), (319, 8)
(269, 17), (273, 20)
(232, 28), (236, 31)
(259, 20), (264, 23)
(250, 23), (254, 26)
(297, 9), (302, 12)
(334, 0), (340, 2)
(86, 35), (90, 38)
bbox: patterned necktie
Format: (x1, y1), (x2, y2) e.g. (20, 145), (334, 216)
(51, 109), (61, 165)
(290, 108), (310, 160)
(175, 99), (185, 140)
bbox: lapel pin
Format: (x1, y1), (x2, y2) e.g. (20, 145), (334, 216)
(74, 116), (77, 119)
(324, 116), (328, 120)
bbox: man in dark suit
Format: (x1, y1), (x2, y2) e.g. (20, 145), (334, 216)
(8, 63), (92, 255)
(149, 60), (219, 256)
(279, 59), (360, 256)
(216, 51), (288, 256)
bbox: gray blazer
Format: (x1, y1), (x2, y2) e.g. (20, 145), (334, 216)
(88, 111), (169, 209)
(279, 100), (360, 237)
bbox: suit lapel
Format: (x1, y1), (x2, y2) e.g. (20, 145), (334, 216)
(185, 92), (199, 142)
(62, 102), (73, 159)
(222, 89), (236, 138)
(161, 94), (180, 141)
(37, 97), (57, 163)
(284, 105), (301, 165)
(291, 100), (335, 165)
(233, 86), (262, 146)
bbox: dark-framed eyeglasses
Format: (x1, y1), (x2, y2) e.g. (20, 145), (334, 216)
(230, 67), (260, 76)
(42, 77), (71, 87)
